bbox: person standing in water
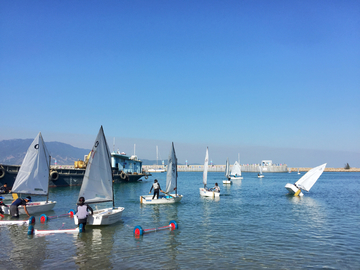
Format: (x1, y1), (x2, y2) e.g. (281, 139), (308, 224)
(149, 179), (164, 199)
(76, 197), (93, 232)
(0, 196), (8, 218)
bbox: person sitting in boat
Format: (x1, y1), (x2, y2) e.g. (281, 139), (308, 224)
(10, 196), (31, 218)
(0, 183), (11, 194)
(76, 197), (93, 232)
(212, 183), (220, 193)
(0, 196), (8, 218)
(149, 179), (164, 199)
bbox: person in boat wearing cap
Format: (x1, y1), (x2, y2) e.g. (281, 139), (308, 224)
(149, 179), (164, 199)
(10, 196), (31, 218)
(0, 183), (11, 194)
(0, 196), (9, 218)
(76, 197), (93, 231)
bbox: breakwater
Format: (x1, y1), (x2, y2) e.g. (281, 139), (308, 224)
(144, 164), (288, 172)
(144, 165), (360, 173)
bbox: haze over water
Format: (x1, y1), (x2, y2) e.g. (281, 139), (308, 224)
(1, 171), (359, 269)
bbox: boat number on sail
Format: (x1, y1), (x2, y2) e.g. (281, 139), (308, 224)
(34, 144), (39, 149)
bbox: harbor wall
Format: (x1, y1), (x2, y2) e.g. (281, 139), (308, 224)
(143, 164), (288, 173)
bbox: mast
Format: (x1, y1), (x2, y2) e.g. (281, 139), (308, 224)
(47, 155), (51, 203)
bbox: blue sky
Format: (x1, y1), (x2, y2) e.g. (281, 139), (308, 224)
(1, 0), (359, 167)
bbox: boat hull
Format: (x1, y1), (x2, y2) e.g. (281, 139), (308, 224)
(285, 183), (304, 196)
(258, 175), (264, 178)
(230, 176), (243, 180)
(74, 207), (124, 226)
(1, 201), (56, 215)
(140, 194), (183, 204)
(223, 180), (232, 184)
(0, 164), (149, 187)
(199, 188), (220, 197)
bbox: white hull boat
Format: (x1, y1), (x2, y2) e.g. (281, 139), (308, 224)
(285, 163), (326, 196)
(258, 166), (264, 178)
(199, 188), (220, 197)
(148, 168), (165, 173)
(223, 158), (232, 184)
(4, 133), (57, 216)
(141, 142), (182, 205)
(223, 180), (232, 184)
(229, 161), (242, 180)
(285, 183), (303, 196)
(140, 194), (183, 204)
(74, 207), (124, 225)
(1, 201), (56, 215)
(75, 126), (125, 226)
(230, 176), (243, 180)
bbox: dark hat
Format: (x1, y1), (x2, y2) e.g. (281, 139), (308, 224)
(79, 196), (85, 202)
(25, 196), (32, 202)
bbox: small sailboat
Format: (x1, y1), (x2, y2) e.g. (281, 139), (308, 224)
(285, 163), (327, 196)
(199, 147), (220, 197)
(1, 133), (56, 215)
(140, 142), (183, 204)
(229, 161), (243, 180)
(148, 146), (166, 173)
(297, 168), (300, 175)
(73, 126), (124, 226)
(258, 166), (264, 178)
(223, 158), (232, 184)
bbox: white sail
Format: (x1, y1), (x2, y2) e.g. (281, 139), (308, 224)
(12, 132), (50, 195)
(231, 161), (241, 176)
(203, 147), (209, 186)
(79, 126), (113, 204)
(165, 142), (177, 194)
(225, 158), (230, 178)
(259, 166), (262, 175)
(295, 163), (327, 192)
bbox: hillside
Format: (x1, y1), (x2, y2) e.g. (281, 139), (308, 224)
(0, 138), (163, 166)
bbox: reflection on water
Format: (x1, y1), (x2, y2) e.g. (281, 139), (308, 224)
(1, 172), (360, 269)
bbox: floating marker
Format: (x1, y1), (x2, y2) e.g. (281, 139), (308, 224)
(40, 210), (75, 223)
(134, 220), (178, 236)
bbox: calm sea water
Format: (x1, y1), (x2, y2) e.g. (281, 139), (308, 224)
(1, 172), (359, 269)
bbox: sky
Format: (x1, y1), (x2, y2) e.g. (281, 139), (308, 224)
(1, 0), (359, 167)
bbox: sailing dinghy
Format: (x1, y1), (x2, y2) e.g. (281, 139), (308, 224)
(73, 126), (124, 226)
(285, 163), (327, 196)
(0, 133), (56, 215)
(140, 142), (182, 204)
(230, 161), (243, 180)
(223, 158), (232, 184)
(199, 147), (220, 197)
(258, 166), (264, 178)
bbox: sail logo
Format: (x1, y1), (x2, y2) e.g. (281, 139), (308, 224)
(34, 144), (39, 149)
(95, 141), (99, 148)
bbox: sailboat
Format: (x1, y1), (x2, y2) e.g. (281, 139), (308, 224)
(199, 147), (220, 197)
(1, 133), (56, 215)
(258, 166), (264, 178)
(229, 161), (243, 180)
(148, 146), (166, 173)
(223, 158), (232, 184)
(140, 142), (182, 204)
(73, 126), (124, 226)
(285, 163), (327, 196)
(297, 168), (300, 174)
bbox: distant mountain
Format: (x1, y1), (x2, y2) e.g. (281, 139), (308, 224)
(0, 139), (180, 166)
(0, 139), (90, 165)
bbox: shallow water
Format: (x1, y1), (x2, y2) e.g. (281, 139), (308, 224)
(1, 172), (359, 269)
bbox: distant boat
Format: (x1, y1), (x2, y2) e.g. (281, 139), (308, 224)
(230, 161), (243, 180)
(74, 126), (124, 226)
(199, 147), (220, 197)
(258, 166), (264, 178)
(148, 145), (165, 173)
(288, 168), (291, 173)
(223, 158), (232, 184)
(285, 163), (327, 196)
(297, 168), (300, 175)
(140, 142), (183, 204)
(1, 133), (56, 216)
